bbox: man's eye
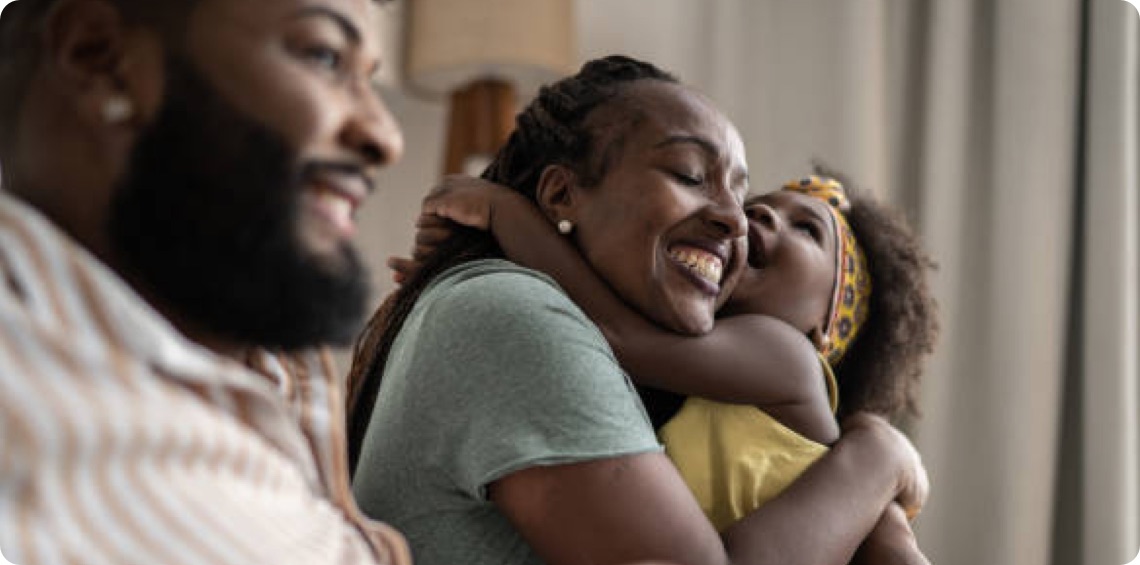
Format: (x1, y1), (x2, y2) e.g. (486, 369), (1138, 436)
(301, 46), (343, 70)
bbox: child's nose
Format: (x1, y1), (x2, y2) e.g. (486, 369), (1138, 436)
(746, 203), (781, 233)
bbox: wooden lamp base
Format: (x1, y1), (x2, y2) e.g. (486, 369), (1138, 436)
(443, 79), (518, 175)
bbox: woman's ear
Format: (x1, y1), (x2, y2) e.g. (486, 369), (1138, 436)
(534, 164), (580, 225)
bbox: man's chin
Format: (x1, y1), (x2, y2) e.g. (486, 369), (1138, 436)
(298, 228), (359, 267)
(300, 237), (364, 282)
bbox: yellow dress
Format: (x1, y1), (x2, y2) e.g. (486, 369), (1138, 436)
(659, 361), (839, 532)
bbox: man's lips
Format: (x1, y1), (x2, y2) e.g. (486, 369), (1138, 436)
(306, 172), (370, 210)
(303, 173), (371, 238)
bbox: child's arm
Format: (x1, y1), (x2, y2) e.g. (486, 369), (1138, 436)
(416, 177), (835, 426)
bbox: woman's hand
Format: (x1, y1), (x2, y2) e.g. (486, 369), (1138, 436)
(841, 413), (929, 518)
(851, 503), (932, 565)
(388, 175), (518, 284)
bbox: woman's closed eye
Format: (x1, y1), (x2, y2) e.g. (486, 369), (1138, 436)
(669, 170), (705, 187)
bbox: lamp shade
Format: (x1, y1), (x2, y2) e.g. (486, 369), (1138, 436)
(373, 1), (404, 88)
(407, 0), (577, 96)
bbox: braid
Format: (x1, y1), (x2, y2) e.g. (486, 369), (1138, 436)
(346, 55), (677, 471)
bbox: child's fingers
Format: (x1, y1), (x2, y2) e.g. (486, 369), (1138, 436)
(904, 505), (921, 522)
(387, 256), (420, 279)
(415, 212), (451, 229)
(424, 204), (484, 229)
(431, 174), (499, 197)
(421, 194), (491, 230)
(415, 225), (451, 247)
(412, 244), (437, 262)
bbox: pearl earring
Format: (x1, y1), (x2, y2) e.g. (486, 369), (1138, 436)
(102, 96), (134, 124)
(557, 220), (574, 235)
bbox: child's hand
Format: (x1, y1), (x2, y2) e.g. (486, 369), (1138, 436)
(387, 176), (519, 285)
(386, 213), (452, 285)
(421, 174), (518, 231)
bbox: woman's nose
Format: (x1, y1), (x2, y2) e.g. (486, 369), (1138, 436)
(707, 198), (748, 239)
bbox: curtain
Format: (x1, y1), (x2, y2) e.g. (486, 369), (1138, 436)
(904, 1), (1081, 564)
(1067, 1), (1139, 564)
(359, 1), (1139, 562)
(575, 1), (1139, 563)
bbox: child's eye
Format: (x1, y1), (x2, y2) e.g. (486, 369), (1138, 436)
(794, 222), (822, 242)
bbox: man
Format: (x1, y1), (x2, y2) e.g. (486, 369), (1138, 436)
(0, 0), (407, 563)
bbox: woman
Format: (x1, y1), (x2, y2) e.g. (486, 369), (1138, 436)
(348, 56), (927, 565)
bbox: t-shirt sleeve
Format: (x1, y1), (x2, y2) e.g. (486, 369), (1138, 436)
(405, 268), (661, 500)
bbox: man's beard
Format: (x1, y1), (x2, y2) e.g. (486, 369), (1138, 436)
(109, 55), (371, 351)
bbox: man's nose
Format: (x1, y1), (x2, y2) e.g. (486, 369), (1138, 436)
(341, 91), (405, 171)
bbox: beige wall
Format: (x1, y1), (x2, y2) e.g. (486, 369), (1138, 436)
(349, 0), (897, 357)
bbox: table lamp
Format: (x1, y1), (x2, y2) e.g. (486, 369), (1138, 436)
(406, 0), (577, 174)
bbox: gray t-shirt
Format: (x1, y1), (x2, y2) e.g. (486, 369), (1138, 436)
(352, 259), (661, 565)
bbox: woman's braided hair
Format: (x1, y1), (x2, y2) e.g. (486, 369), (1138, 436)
(816, 165), (940, 422)
(346, 55), (678, 470)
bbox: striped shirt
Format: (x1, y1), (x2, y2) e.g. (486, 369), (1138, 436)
(0, 192), (411, 565)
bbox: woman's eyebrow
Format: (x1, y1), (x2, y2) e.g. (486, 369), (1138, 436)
(654, 134), (718, 156)
(655, 135), (749, 183)
(290, 6), (362, 45)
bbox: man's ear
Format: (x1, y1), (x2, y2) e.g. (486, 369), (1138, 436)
(44, 0), (163, 130)
(534, 164), (580, 226)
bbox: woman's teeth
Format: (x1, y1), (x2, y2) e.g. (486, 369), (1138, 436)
(669, 246), (724, 284)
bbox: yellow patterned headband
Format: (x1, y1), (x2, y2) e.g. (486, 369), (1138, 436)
(781, 175), (871, 366)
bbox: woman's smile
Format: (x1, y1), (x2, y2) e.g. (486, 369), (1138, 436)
(666, 243), (728, 294)
(569, 80), (749, 336)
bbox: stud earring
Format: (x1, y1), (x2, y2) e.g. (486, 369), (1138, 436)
(557, 220), (574, 235)
(102, 96), (134, 124)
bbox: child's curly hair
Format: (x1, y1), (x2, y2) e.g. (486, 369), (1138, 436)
(816, 165), (940, 423)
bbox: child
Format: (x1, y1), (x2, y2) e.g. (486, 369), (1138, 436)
(394, 171), (939, 563)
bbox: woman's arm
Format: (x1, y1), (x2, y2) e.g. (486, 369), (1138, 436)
(852, 504), (931, 565)
(415, 177), (827, 413)
(491, 412), (928, 565)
